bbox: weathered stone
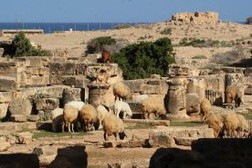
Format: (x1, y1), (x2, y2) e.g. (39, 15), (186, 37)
(171, 12), (218, 24)
(15, 132), (33, 144)
(8, 98), (32, 116)
(88, 83), (110, 107)
(0, 142), (11, 152)
(167, 77), (189, 119)
(174, 137), (197, 146)
(62, 87), (83, 106)
(117, 140), (144, 148)
(0, 47), (4, 57)
(103, 141), (116, 148)
(0, 136), (11, 152)
(62, 75), (88, 88)
(27, 115), (40, 122)
(0, 102), (8, 118)
(148, 130), (175, 147)
(0, 76), (17, 91)
(0, 91), (13, 103)
(186, 93), (200, 116)
(34, 97), (59, 111)
(10, 114), (28, 122)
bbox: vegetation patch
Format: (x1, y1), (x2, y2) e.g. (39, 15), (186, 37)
(112, 37), (175, 80)
(32, 130), (89, 139)
(192, 55), (207, 59)
(86, 36), (116, 54)
(160, 28), (172, 35)
(126, 122), (155, 129)
(10, 32), (51, 57)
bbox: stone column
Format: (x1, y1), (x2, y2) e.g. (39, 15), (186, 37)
(166, 77), (189, 120)
(187, 77), (206, 102)
(87, 83), (110, 107)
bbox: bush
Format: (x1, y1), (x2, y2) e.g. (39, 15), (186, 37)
(11, 32), (49, 57)
(192, 55), (207, 59)
(246, 17), (252, 25)
(112, 37), (175, 80)
(211, 48), (245, 65)
(85, 36), (116, 54)
(160, 28), (172, 35)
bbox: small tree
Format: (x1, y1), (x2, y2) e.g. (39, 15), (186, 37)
(246, 17), (252, 25)
(112, 37), (175, 80)
(11, 32), (50, 57)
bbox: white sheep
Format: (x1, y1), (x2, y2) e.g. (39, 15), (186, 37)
(141, 96), (166, 119)
(113, 100), (132, 119)
(102, 113), (127, 141)
(79, 104), (99, 131)
(62, 101), (85, 132)
(51, 108), (64, 132)
(113, 82), (132, 101)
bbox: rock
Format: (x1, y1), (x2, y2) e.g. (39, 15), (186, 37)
(0, 141), (11, 152)
(186, 93), (200, 116)
(0, 47), (4, 57)
(174, 137), (197, 146)
(34, 97), (59, 111)
(0, 76), (17, 92)
(103, 141), (116, 148)
(15, 132), (33, 144)
(8, 98), (32, 116)
(62, 87), (82, 106)
(0, 102), (8, 118)
(148, 130), (175, 147)
(10, 114), (28, 122)
(27, 115), (40, 122)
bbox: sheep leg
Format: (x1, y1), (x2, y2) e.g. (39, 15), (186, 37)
(113, 133), (117, 141)
(62, 122), (65, 132)
(71, 123), (74, 133)
(144, 113), (149, 119)
(104, 132), (108, 141)
(67, 123), (71, 132)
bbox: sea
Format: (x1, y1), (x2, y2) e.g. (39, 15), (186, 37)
(0, 22), (143, 34)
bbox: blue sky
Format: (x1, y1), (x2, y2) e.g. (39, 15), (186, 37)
(0, 0), (251, 23)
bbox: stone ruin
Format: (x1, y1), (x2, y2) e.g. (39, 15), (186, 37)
(0, 55), (250, 122)
(171, 11), (219, 24)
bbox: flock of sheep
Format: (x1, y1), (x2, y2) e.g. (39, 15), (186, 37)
(51, 82), (133, 141)
(200, 98), (250, 138)
(51, 81), (250, 141)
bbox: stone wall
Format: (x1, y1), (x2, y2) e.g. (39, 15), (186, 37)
(171, 12), (219, 24)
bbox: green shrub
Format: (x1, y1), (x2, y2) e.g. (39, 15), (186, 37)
(192, 55), (207, 59)
(112, 37), (175, 80)
(86, 36), (116, 54)
(160, 28), (172, 35)
(11, 32), (49, 57)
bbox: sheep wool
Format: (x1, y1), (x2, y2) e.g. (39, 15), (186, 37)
(113, 82), (132, 101)
(114, 100), (132, 119)
(79, 104), (99, 131)
(200, 98), (211, 121)
(102, 113), (126, 141)
(205, 112), (224, 138)
(141, 96), (166, 119)
(51, 108), (64, 132)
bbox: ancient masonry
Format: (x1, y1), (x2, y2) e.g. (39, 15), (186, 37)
(171, 11), (219, 24)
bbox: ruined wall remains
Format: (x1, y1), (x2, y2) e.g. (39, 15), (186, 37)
(171, 12), (219, 24)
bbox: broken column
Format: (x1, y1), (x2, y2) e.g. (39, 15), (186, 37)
(166, 64), (189, 120)
(87, 83), (110, 107)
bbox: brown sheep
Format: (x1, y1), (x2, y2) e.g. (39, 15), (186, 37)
(101, 48), (112, 63)
(226, 84), (246, 108)
(223, 113), (249, 138)
(205, 112), (224, 138)
(199, 98), (211, 121)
